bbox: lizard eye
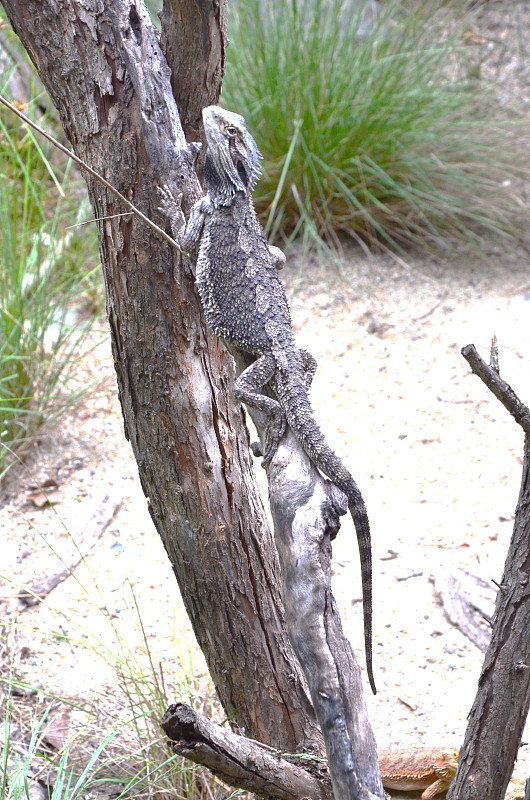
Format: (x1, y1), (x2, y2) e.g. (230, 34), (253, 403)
(225, 126), (238, 137)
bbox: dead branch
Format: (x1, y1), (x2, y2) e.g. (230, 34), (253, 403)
(160, 703), (333, 800)
(461, 343), (530, 435)
(447, 343), (530, 800)
(433, 567), (496, 652)
(268, 432), (384, 799)
(234, 346), (384, 800)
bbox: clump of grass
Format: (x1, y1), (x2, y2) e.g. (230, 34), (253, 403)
(222, 0), (527, 251)
(1, 526), (249, 800)
(0, 91), (103, 481)
(1, 696), (121, 800)
(0, 612), (247, 799)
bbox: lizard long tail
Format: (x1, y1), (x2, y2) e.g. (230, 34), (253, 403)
(280, 384), (376, 695)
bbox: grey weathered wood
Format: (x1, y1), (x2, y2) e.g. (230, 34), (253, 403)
(433, 566), (496, 652)
(161, 702), (333, 800)
(447, 345), (530, 800)
(233, 348), (384, 799)
(462, 344), (530, 435)
(267, 429), (384, 800)
(0, 0), (322, 755)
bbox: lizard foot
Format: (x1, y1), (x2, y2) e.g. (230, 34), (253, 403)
(157, 186), (185, 238)
(261, 412), (287, 467)
(250, 441), (263, 458)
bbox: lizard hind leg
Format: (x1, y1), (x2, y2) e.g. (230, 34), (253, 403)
(234, 354), (287, 466)
(422, 778), (453, 799)
(299, 348), (317, 390)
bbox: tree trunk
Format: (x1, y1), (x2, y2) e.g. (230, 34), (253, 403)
(1, 3), (388, 797)
(447, 345), (530, 800)
(159, 0), (227, 140)
(0, 0), (323, 755)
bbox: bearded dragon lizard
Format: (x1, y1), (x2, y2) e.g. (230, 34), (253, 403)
(159, 105), (375, 694)
(378, 748), (459, 798)
(378, 748), (527, 799)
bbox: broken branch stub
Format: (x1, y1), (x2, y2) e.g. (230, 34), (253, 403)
(161, 703), (332, 800)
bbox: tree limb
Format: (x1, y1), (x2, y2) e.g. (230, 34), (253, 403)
(267, 431), (384, 799)
(0, 0), (322, 755)
(159, 0), (227, 140)
(461, 344), (530, 435)
(447, 344), (530, 800)
(1, 4), (383, 795)
(235, 343), (383, 799)
(161, 703), (333, 800)
(433, 566), (495, 652)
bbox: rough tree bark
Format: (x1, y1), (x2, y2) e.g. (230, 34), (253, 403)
(447, 344), (530, 800)
(161, 702), (333, 800)
(1, 1), (384, 797)
(0, 0), (322, 755)
(159, 0), (227, 140)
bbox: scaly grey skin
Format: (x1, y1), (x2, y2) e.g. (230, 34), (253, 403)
(159, 105), (376, 695)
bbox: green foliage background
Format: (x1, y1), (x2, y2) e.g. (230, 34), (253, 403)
(222, 0), (526, 250)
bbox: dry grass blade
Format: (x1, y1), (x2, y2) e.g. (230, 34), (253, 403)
(222, 0), (529, 253)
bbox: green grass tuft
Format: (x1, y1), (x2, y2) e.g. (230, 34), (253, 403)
(222, 0), (528, 251)
(1, 516), (250, 800)
(0, 88), (104, 481)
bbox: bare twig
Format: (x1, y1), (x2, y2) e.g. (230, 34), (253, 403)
(490, 334), (499, 374)
(461, 343), (530, 435)
(0, 94), (183, 253)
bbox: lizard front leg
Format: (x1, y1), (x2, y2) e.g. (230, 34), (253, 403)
(234, 354), (287, 465)
(158, 187), (212, 258)
(421, 777), (453, 799)
(268, 245), (286, 270)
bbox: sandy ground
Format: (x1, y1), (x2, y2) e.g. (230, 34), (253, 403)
(1, 0), (530, 795)
(291, 243), (530, 762)
(2, 239), (530, 794)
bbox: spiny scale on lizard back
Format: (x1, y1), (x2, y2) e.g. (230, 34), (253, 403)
(158, 105), (376, 694)
(195, 196), (294, 356)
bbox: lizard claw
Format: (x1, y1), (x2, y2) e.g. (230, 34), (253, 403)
(157, 186), (186, 244)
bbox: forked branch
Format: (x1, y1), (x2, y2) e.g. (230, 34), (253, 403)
(447, 341), (530, 800)
(461, 343), (530, 435)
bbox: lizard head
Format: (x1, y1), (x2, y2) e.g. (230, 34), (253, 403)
(202, 105), (262, 206)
